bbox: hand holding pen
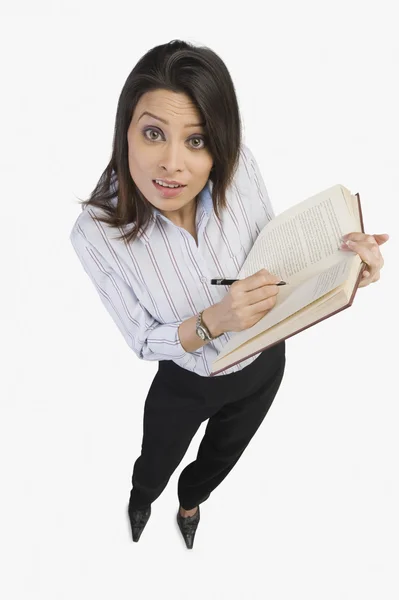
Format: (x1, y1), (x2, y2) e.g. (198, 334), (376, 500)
(208, 268), (288, 334)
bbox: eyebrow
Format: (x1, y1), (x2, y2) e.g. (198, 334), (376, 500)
(138, 111), (205, 128)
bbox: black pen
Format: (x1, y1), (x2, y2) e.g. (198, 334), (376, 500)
(211, 279), (288, 286)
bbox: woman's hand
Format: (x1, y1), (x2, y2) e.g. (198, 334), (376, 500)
(215, 269), (282, 333)
(340, 232), (389, 288)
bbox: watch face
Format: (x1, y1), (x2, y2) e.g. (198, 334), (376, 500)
(197, 327), (205, 340)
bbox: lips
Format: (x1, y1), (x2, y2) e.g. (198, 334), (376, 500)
(153, 180), (186, 188)
(152, 180), (187, 197)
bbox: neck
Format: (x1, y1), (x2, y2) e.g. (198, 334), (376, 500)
(159, 195), (198, 227)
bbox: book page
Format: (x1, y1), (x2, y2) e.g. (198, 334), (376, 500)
(342, 186), (356, 218)
(220, 252), (357, 356)
(238, 184), (358, 284)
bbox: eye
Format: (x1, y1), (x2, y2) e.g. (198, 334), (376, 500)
(142, 127), (206, 150)
(144, 128), (161, 142)
(190, 136), (206, 149)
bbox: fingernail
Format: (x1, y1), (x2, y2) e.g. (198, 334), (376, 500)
(346, 240), (355, 247)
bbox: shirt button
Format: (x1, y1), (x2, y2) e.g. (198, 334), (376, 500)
(200, 276), (207, 283)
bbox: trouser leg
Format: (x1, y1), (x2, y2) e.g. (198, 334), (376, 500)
(128, 370), (210, 510)
(177, 357), (286, 510)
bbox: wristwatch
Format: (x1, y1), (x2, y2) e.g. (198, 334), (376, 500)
(195, 310), (221, 342)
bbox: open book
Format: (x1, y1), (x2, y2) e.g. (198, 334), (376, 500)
(210, 184), (366, 376)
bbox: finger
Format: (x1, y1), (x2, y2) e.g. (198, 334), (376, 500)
(358, 279), (370, 288)
(342, 232), (389, 246)
(342, 232), (368, 242)
(373, 233), (390, 245)
(344, 240), (379, 277)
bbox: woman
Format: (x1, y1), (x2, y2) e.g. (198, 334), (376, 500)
(70, 40), (389, 550)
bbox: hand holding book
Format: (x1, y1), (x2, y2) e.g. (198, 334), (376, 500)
(340, 232), (389, 287)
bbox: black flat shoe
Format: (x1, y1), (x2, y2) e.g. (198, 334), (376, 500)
(128, 504), (151, 542)
(176, 506), (200, 550)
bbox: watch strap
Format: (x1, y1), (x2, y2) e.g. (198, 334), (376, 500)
(196, 310), (213, 341)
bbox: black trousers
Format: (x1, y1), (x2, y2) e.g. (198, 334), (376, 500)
(129, 340), (286, 511)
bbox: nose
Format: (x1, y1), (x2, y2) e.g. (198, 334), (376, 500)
(159, 143), (185, 174)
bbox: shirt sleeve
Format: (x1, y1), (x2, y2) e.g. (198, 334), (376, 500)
(70, 227), (196, 369)
(241, 144), (276, 232)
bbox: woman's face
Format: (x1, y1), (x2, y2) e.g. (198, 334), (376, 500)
(127, 89), (213, 225)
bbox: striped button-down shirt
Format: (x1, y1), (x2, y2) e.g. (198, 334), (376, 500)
(69, 143), (275, 377)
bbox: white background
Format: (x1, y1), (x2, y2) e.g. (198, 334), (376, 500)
(2, 1), (398, 598)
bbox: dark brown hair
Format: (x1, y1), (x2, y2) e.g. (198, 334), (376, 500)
(75, 39), (243, 244)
